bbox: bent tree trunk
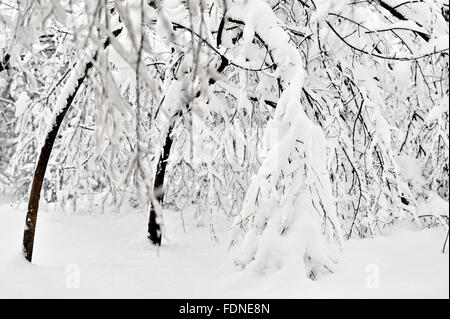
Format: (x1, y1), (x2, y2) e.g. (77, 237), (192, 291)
(23, 63), (92, 262)
(147, 116), (177, 245)
(23, 28), (122, 262)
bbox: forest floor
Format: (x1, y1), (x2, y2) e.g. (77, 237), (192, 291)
(0, 198), (448, 298)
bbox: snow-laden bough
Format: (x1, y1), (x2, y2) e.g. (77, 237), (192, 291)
(227, 0), (343, 280)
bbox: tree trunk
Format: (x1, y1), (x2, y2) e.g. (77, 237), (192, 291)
(23, 28), (122, 262)
(147, 20), (234, 244)
(147, 116), (177, 245)
(23, 65), (91, 262)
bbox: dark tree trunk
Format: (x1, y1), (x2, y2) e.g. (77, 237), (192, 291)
(23, 65), (91, 262)
(22, 28), (122, 262)
(147, 17), (236, 245)
(147, 116), (178, 245)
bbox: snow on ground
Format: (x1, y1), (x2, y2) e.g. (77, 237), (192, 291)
(0, 198), (448, 299)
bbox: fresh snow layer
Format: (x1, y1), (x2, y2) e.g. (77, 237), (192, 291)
(0, 200), (448, 299)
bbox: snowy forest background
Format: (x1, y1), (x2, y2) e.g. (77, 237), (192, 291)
(0, 0), (448, 298)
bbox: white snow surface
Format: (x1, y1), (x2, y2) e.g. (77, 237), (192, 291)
(0, 199), (448, 298)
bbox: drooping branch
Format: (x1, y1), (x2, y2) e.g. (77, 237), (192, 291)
(373, 0), (430, 41)
(326, 21), (448, 61)
(172, 22), (276, 72)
